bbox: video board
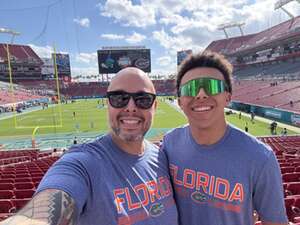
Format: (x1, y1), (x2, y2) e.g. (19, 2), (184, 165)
(98, 48), (151, 74)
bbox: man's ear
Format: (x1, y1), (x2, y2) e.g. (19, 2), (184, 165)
(177, 98), (182, 108)
(226, 93), (232, 103)
(153, 99), (158, 110)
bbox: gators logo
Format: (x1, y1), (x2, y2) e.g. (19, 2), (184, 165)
(191, 191), (207, 203)
(149, 203), (165, 217)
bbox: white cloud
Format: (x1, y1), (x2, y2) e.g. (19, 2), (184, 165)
(73, 18), (90, 28)
(125, 32), (146, 43)
(101, 34), (125, 40)
(71, 67), (98, 76)
(152, 29), (203, 55)
(157, 56), (172, 67)
(101, 32), (146, 44)
(98, 0), (156, 27)
(29, 44), (54, 58)
(75, 52), (97, 65)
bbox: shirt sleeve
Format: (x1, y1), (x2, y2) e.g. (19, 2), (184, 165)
(36, 151), (90, 217)
(253, 151), (288, 223)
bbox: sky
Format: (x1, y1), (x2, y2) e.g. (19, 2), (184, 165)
(0, 0), (300, 79)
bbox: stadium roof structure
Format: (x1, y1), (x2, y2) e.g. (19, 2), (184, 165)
(274, 0), (300, 18)
(0, 44), (43, 64)
(206, 15), (300, 55)
(218, 22), (245, 39)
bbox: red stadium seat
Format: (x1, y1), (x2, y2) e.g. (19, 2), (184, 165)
(282, 173), (300, 183)
(34, 181), (40, 189)
(1, 174), (15, 179)
(280, 163), (291, 167)
(11, 199), (30, 211)
(0, 200), (15, 213)
(281, 167), (295, 174)
(286, 182), (300, 196)
(0, 191), (14, 200)
(15, 173), (31, 178)
(14, 178), (32, 183)
(285, 197), (295, 221)
(0, 183), (14, 191)
(14, 182), (34, 190)
(14, 189), (35, 199)
(0, 179), (14, 184)
(31, 177), (42, 183)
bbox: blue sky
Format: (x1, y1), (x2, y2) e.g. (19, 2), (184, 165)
(0, 0), (300, 79)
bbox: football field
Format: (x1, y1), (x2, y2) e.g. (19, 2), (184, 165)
(0, 98), (297, 140)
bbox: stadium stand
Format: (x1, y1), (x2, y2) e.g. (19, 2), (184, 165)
(256, 136), (300, 222)
(0, 136), (299, 222)
(206, 15), (300, 80)
(232, 80), (300, 113)
(0, 44), (43, 82)
(0, 149), (60, 220)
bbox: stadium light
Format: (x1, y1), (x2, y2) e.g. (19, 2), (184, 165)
(217, 22), (245, 39)
(0, 27), (21, 44)
(274, 0), (299, 19)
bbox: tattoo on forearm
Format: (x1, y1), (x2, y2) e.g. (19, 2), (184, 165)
(15, 190), (76, 225)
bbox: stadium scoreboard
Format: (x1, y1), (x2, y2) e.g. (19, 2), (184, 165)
(97, 47), (151, 74)
(177, 49), (192, 66)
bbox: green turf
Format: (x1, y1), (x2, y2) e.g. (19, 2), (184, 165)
(0, 99), (187, 137)
(225, 112), (298, 136)
(0, 99), (297, 138)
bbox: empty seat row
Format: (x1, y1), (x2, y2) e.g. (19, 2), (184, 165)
(0, 189), (35, 200)
(0, 182), (39, 191)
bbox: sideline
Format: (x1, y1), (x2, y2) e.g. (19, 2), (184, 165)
(165, 99), (300, 133)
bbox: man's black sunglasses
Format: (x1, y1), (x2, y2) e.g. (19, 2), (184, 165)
(106, 91), (156, 109)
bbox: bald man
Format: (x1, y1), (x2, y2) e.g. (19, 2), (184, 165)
(1, 67), (178, 225)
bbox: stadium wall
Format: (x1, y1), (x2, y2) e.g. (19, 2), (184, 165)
(230, 101), (300, 127)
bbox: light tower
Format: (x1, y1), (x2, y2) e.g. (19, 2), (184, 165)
(217, 22), (245, 39)
(0, 27), (20, 44)
(274, 0), (300, 19)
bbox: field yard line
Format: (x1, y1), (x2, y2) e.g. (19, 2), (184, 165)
(0, 104), (57, 121)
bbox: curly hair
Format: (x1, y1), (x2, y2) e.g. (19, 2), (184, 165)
(176, 51), (233, 96)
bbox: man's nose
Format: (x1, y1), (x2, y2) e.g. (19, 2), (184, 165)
(125, 97), (137, 112)
(195, 88), (208, 99)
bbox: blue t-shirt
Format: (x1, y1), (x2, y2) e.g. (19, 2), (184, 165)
(36, 134), (178, 225)
(163, 124), (288, 225)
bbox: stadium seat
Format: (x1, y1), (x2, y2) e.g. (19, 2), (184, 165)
(14, 189), (35, 199)
(11, 199), (30, 211)
(0, 184), (14, 191)
(0, 191), (14, 200)
(14, 178), (32, 183)
(31, 177), (42, 183)
(292, 197), (300, 222)
(285, 197), (295, 221)
(280, 163), (291, 167)
(14, 182), (34, 190)
(286, 182), (300, 195)
(15, 173), (31, 178)
(281, 167), (295, 174)
(282, 173), (300, 183)
(0, 179), (14, 184)
(34, 181), (40, 189)
(0, 200), (15, 213)
(292, 162), (300, 167)
(0, 174), (15, 179)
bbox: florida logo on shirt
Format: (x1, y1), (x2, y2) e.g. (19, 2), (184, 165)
(149, 203), (165, 217)
(191, 191), (207, 203)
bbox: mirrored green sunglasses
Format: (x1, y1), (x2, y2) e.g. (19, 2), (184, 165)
(179, 77), (229, 97)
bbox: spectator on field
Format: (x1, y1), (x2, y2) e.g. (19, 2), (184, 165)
(281, 128), (287, 136)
